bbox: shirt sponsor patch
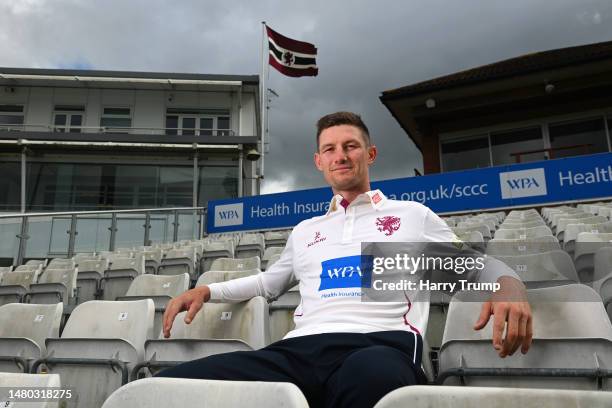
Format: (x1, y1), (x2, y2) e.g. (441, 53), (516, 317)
(318, 255), (373, 291)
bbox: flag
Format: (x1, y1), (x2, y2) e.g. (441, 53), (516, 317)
(266, 25), (318, 77)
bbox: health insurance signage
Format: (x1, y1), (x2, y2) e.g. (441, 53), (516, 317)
(207, 152), (612, 233)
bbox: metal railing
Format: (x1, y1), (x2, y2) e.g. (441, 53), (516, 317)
(0, 207), (206, 266)
(0, 123), (236, 136)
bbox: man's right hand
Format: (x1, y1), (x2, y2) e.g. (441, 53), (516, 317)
(162, 285), (211, 338)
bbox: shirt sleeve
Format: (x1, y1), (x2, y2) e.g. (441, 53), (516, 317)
(208, 231), (298, 303)
(420, 207), (520, 283)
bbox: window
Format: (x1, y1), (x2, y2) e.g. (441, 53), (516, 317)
(53, 105), (84, 133)
(100, 107), (131, 132)
(198, 165), (238, 205)
(549, 117), (608, 158)
(0, 105), (24, 130)
(165, 109), (231, 136)
(441, 135), (490, 172)
(491, 127), (544, 165)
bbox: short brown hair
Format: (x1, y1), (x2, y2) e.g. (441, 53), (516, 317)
(316, 111), (371, 149)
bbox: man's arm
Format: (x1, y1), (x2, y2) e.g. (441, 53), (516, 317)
(421, 207), (533, 357)
(162, 232), (298, 338)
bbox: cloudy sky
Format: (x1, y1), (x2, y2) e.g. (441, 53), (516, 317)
(2, 0), (611, 194)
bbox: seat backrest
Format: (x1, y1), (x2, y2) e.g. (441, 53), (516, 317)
(107, 256), (145, 275)
(14, 264), (43, 273)
(166, 297), (270, 349)
(263, 246), (284, 260)
(196, 270), (259, 286)
(47, 258), (77, 270)
(77, 259), (108, 275)
(26, 259), (47, 267)
(493, 250), (578, 283)
(163, 248), (196, 261)
(125, 274), (189, 298)
(0, 302), (62, 351)
(210, 256), (261, 271)
(37, 268), (78, 297)
(1, 270), (39, 288)
(62, 300), (154, 356)
(237, 233), (265, 248)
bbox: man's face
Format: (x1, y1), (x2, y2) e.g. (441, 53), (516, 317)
(314, 124), (377, 192)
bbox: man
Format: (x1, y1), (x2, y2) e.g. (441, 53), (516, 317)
(159, 112), (533, 408)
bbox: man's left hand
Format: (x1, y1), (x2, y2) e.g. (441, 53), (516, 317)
(473, 276), (533, 358)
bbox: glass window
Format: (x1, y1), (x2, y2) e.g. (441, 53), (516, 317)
(198, 165), (238, 205)
(441, 136), (490, 171)
(217, 116), (230, 136)
(165, 115), (178, 135)
(181, 117), (196, 136)
(549, 117), (608, 158)
(491, 127), (544, 165)
(0, 162), (20, 211)
(100, 107), (131, 132)
(165, 109), (231, 136)
(200, 118), (213, 136)
(0, 105), (24, 130)
(53, 106), (84, 133)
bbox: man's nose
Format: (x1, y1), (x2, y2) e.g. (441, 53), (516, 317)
(332, 149), (348, 163)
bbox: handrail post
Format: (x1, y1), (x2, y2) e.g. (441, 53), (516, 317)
(143, 212), (151, 246)
(67, 214), (77, 258)
(109, 213), (118, 251)
(16, 216), (29, 266)
(201, 208), (207, 238)
(172, 210), (179, 242)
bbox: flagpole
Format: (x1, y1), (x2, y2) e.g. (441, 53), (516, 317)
(260, 21), (267, 183)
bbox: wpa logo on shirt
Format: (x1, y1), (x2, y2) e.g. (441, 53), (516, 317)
(318, 255), (373, 291)
(499, 168), (547, 199)
(214, 203), (244, 227)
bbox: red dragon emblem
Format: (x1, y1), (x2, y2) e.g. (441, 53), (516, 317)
(376, 216), (401, 236)
(283, 51), (295, 66)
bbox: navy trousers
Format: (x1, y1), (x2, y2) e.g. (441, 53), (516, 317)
(156, 330), (426, 408)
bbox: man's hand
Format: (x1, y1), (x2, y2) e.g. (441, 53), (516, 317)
(473, 276), (533, 358)
(162, 285), (211, 338)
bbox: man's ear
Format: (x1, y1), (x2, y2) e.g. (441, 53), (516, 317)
(314, 152), (323, 171)
(367, 145), (377, 165)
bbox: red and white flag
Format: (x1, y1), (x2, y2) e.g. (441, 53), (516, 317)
(266, 25), (318, 77)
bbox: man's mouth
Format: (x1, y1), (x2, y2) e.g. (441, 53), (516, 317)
(332, 166), (352, 172)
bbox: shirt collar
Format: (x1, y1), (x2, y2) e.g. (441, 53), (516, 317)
(326, 189), (387, 215)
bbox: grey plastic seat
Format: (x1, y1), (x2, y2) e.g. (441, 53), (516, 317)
(32, 299), (154, 408)
(0, 270), (41, 306)
(141, 247), (162, 274)
(75, 258), (108, 304)
(458, 220), (495, 234)
(374, 385), (612, 408)
(201, 241), (234, 272)
(25, 259), (48, 268)
(485, 236), (560, 256)
(564, 221), (612, 257)
(14, 264), (43, 273)
(438, 284), (612, 390)
(0, 373), (62, 407)
(269, 285), (300, 343)
(158, 247), (197, 278)
(593, 247), (612, 320)
(27, 267), (78, 307)
(551, 212), (592, 234)
(102, 377), (309, 408)
(209, 256), (260, 271)
(265, 254), (282, 271)
(134, 297), (269, 379)
(235, 233), (265, 259)
(101, 255), (145, 301)
(493, 250), (578, 287)
(0, 303), (62, 373)
(262, 247), (284, 270)
(556, 215), (608, 242)
(452, 225), (491, 241)
(117, 273), (190, 336)
(264, 230), (290, 248)
(574, 232), (612, 284)
(196, 269), (260, 286)
(47, 258), (76, 270)
(494, 225), (552, 240)
(0, 265), (12, 283)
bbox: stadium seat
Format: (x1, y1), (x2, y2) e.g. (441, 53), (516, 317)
(138, 247), (162, 274)
(25, 259), (48, 268)
(14, 264), (43, 273)
(493, 250), (579, 287)
(373, 385), (612, 408)
(47, 258), (77, 269)
(593, 247), (612, 320)
(209, 256), (261, 271)
(486, 236), (561, 256)
(452, 225), (491, 241)
(101, 255), (145, 301)
(265, 254), (282, 271)
(117, 273), (190, 335)
(264, 230), (290, 248)
(75, 258), (108, 304)
(269, 285), (300, 343)
(133, 297), (269, 379)
(200, 241), (234, 272)
(564, 221), (612, 257)
(262, 247), (284, 270)
(437, 284), (612, 390)
(27, 267), (79, 307)
(101, 378), (309, 408)
(31, 299), (154, 408)
(0, 302), (62, 373)
(0, 372), (62, 407)
(0, 270), (41, 306)
(0, 265), (12, 283)
(574, 232), (612, 284)
(235, 233), (265, 259)
(158, 247), (198, 278)
(494, 225), (553, 240)
(196, 269), (260, 286)
(556, 216), (608, 242)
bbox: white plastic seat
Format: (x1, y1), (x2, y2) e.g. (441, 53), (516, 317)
(209, 256), (260, 271)
(102, 377), (309, 408)
(452, 225), (491, 241)
(269, 285), (300, 343)
(374, 385), (612, 408)
(0, 302), (62, 373)
(134, 297), (269, 379)
(140, 247), (162, 274)
(0, 373), (62, 408)
(196, 269), (260, 286)
(158, 247), (197, 278)
(25, 259), (48, 268)
(28, 267), (78, 307)
(265, 254), (282, 271)
(556, 216), (608, 242)
(14, 264), (43, 273)
(564, 221), (612, 257)
(438, 284), (612, 390)
(264, 230), (290, 248)
(75, 258), (108, 304)
(32, 299), (154, 408)
(235, 233), (265, 259)
(117, 273), (190, 335)
(493, 250), (578, 287)
(262, 247), (284, 270)
(574, 232), (612, 284)
(201, 241), (234, 272)
(0, 270), (41, 305)
(593, 247), (612, 320)
(494, 225), (552, 240)
(0, 265), (12, 283)
(101, 255), (145, 301)
(486, 236), (560, 256)
(47, 258), (76, 270)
